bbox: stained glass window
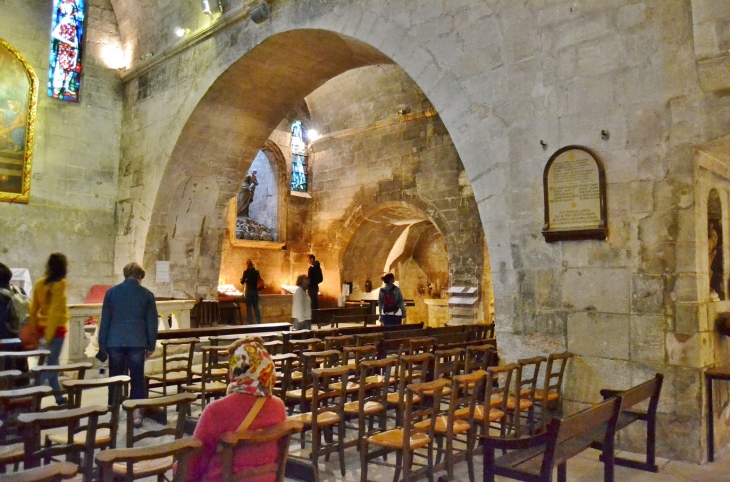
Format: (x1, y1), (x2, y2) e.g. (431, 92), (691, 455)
(291, 121), (308, 192)
(48, 0), (85, 102)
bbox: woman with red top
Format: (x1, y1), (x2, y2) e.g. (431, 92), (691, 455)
(185, 338), (286, 482)
(28, 253), (69, 405)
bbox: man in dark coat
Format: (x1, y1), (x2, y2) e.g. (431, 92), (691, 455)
(98, 262), (158, 427)
(307, 254), (323, 310)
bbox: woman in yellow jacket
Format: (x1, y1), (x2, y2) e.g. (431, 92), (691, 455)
(29, 253), (69, 405)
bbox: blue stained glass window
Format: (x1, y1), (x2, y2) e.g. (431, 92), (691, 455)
(48, 0), (85, 102)
(291, 121), (308, 192)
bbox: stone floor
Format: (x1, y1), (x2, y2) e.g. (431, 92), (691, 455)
(35, 387), (730, 482)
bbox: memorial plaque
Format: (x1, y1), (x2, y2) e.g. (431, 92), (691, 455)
(542, 145), (607, 242)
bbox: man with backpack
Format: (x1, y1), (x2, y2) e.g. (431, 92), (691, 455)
(378, 273), (406, 326)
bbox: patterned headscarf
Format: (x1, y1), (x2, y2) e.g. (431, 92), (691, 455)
(227, 339), (276, 397)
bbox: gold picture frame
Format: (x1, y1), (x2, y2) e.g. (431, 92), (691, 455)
(0, 37), (38, 204)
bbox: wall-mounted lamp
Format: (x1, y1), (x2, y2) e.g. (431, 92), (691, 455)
(540, 140), (548, 150)
(250, 1), (271, 24)
(308, 129), (321, 142)
(174, 27), (191, 38)
(600, 129), (610, 140)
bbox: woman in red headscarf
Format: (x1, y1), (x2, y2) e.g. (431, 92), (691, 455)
(185, 338), (286, 482)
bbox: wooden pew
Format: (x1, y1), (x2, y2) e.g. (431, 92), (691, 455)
(591, 374), (664, 474)
(482, 396), (623, 482)
(311, 307), (369, 327)
(156, 322), (291, 340)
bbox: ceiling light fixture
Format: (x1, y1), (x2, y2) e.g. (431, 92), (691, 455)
(202, 0), (223, 15)
(174, 27), (190, 38)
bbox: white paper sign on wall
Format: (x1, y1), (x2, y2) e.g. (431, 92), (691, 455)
(156, 261), (171, 283)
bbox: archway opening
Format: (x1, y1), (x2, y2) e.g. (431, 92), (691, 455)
(142, 29), (493, 326)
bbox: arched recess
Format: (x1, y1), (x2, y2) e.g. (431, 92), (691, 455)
(337, 199), (492, 324)
(139, 27), (497, 309)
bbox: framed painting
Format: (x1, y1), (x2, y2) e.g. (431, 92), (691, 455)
(0, 38), (38, 204)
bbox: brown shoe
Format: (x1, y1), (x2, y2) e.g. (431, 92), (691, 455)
(133, 408), (143, 428)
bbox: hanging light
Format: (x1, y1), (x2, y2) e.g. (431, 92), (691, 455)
(202, 0), (212, 14)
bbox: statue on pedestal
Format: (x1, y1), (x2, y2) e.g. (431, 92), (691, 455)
(236, 171), (258, 218)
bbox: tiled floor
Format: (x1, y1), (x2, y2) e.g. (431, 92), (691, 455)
(38, 387), (730, 482)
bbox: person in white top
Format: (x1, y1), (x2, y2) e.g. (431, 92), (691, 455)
(291, 274), (312, 330)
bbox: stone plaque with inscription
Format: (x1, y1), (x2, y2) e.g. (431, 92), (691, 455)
(542, 145), (607, 242)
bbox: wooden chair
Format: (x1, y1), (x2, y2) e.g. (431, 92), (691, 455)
(3, 461), (78, 482)
(0, 350), (50, 387)
(387, 353), (433, 427)
(343, 358), (395, 448)
(288, 339), (324, 393)
(19, 405), (108, 481)
(0, 370), (22, 390)
(407, 337), (436, 355)
(46, 376), (130, 452)
(263, 340), (284, 356)
(145, 338), (199, 397)
(533, 352), (574, 431)
(219, 419), (304, 482)
(112, 393), (197, 480)
(361, 378), (451, 482)
(454, 367), (508, 447)
(423, 369), (487, 482)
(0, 386), (52, 472)
(324, 335), (353, 351)
(511, 356), (545, 435)
(182, 346), (229, 411)
(30, 363), (93, 406)
(285, 350), (340, 418)
(96, 438), (202, 482)
(195, 300), (219, 327)
(463, 344), (495, 374)
(271, 353), (297, 399)
(428, 348), (465, 399)
(336, 346), (378, 399)
(289, 365), (352, 481)
(483, 364), (518, 438)
(355, 333), (383, 348)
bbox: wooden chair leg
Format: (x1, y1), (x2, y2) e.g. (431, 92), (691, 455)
(360, 438), (368, 482)
(558, 462), (567, 482)
(338, 420), (346, 476)
(393, 450), (403, 482)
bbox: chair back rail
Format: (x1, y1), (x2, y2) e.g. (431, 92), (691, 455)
(3, 461), (78, 482)
(121, 393), (197, 448)
(62, 375), (130, 449)
(95, 438), (202, 482)
(0, 370), (22, 390)
(219, 419), (304, 482)
(19, 404), (108, 479)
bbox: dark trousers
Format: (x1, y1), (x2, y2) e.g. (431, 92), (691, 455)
(308, 285), (319, 310)
(108, 347), (146, 405)
(381, 315), (403, 327)
(245, 290), (262, 324)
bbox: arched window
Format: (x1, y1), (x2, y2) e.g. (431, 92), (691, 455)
(49, 0), (86, 102)
(708, 189), (724, 300)
(290, 121), (308, 192)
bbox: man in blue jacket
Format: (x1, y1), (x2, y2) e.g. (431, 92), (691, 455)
(98, 262), (158, 427)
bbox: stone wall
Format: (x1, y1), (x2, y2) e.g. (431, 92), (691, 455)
(86, 0), (730, 461)
(0, 0), (122, 302)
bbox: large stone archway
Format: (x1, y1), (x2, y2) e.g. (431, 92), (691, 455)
(131, 26), (503, 302)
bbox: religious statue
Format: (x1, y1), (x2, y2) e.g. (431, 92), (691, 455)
(236, 171), (258, 218)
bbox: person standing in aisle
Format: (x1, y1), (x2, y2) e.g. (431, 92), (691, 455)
(307, 254), (323, 310)
(240, 259), (262, 324)
(378, 273), (407, 327)
(98, 262), (159, 428)
(291, 274), (312, 330)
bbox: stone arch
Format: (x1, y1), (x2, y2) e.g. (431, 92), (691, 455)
(335, 199), (453, 273)
(133, 24), (505, 299)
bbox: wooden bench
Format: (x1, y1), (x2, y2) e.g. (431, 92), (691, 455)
(311, 307), (369, 327)
(590, 374), (664, 474)
(482, 396), (622, 482)
(156, 322), (291, 340)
